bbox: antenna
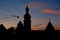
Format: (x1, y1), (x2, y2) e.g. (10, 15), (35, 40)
(26, 2), (29, 8)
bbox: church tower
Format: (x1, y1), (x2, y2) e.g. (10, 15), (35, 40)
(24, 5), (31, 31)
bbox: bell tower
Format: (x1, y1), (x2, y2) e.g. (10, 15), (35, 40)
(24, 5), (31, 31)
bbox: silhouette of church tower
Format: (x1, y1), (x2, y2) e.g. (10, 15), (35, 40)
(45, 18), (55, 31)
(24, 5), (31, 31)
(15, 21), (23, 32)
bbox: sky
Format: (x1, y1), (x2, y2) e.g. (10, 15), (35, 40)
(0, 0), (60, 30)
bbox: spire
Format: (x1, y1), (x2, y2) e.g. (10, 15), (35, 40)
(26, 4), (29, 9)
(23, 4), (31, 31)
(24, 5), (31, 19)
(26, 4), (29, 13)
(45, 18), (55, 31)
(49, 18), (51, 22)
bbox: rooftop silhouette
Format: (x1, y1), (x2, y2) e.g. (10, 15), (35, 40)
(15, 21), (23, 32)
(45, 18), (55, 32)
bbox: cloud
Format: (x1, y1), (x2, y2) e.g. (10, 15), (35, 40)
(31, 18), (47, 24)
(24, 2), (47, 9)
(32, 24), (46, 30)
(32, 18), (40, 22)
(11, 15), (20, 18)
(33, 24), (46, 27)
(31, 18), (47, 30)
(32, 26), (46, 30)
(31, 18), (40, 23)
(41, 9), (60, 14)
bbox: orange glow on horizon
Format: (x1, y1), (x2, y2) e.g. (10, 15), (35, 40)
(55, 26), (60, 30)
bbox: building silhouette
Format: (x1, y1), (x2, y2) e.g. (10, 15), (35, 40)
(45, 18), (55, 32)
(0, 24), (7, 40)
(7, 27), (14, 40)
(0, 5), (59, 40)
(7, 27), (14, 35)
(15, 5), (31, 32)
(15, 21), (23, 32)
(23, 5), (31, 32)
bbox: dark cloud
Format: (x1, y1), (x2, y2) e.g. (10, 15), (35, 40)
(10, 15), (20, 18)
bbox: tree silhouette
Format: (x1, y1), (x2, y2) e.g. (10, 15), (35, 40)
(0, 24), (6, 32)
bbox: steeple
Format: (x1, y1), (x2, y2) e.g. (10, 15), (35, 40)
(24, 5), (31, 32)
(45, 18), (55, 32)
(24, 5), (31, 19)
(26, 5), (29, 13)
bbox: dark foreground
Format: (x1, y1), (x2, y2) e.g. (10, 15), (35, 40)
(0, 30), (60, 40)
